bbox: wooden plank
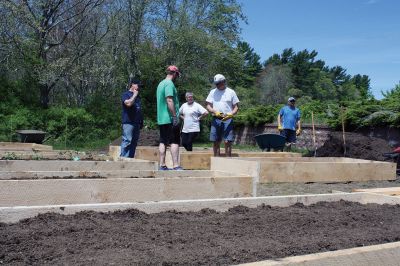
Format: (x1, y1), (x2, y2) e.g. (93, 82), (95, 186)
(239, 241), (400, 266)
(0, 170), (239, 180)
(181, 152), (302, 170)
(353, 187), (400, 196)
(0, 142), (53, 151)
(0, 160), (158, 171)
(259, 161), (396, 183)
(211, 157), (260, 196)
(0, 151), (111, 161)
(0, 176), (253, 207)
(237, 157), (365, 162)
(211, 157), (396, 183)
(109, 145), (301, 169)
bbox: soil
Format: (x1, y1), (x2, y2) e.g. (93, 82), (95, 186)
(111, 129), (159, 147)
(257, 177), (400, 196)
(313, 131), (394, 161)
(2, 201), (400, 265)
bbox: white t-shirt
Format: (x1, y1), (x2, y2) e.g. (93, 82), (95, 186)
(205, 87), (240, 114)
(179, 102), (207, 133)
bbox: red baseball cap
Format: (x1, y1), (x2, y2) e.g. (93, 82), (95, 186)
(166, 65), (181, 77)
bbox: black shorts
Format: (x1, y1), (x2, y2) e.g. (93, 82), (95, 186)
(159, 123), (181, 145)
(280, 129), (297, 143)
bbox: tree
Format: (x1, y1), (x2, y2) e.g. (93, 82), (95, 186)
(351, 74), (371, 99)
(1, 0), (108, 108)
(382, 82), (400, 111)
(263, 48), (372, 102)
(236, 41), (262, 87)
(256, 64), (293, 105)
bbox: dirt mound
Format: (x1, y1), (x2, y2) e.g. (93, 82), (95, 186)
(111, 129), (159, 146)
(315, 131), (393, 161)
(2, 201), (400, 265)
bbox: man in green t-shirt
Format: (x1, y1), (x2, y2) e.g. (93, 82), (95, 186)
(156, 65), (182, 170)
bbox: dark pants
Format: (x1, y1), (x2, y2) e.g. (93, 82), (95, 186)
(181, 132), (199, 151)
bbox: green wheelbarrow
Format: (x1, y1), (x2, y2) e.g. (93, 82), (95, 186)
(254, 133), (286, 152)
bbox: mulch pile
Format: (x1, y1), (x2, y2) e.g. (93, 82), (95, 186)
(111, 129), (159, 147)
(314, 131), (393, 161)
(2, 201), (400, 265)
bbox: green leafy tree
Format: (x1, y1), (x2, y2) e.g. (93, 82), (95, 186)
(236, 41), (262, 87)
(256, 64), (293, 105)
(351, 74), (372, 100)
(1, 0), (109, 108)
(382, 83), (400, 111)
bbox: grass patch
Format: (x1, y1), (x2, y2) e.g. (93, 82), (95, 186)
(45, 138), (111, 151)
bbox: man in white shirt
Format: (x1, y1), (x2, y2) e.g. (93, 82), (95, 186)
(179, 92), (209, 151)
(206, 74), (240, 157)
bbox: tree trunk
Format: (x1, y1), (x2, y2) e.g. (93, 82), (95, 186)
(40, 85), (50, 109)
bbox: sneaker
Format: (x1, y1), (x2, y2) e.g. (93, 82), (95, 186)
(172, 166), (184, 171)
(159, 165), (170, 171)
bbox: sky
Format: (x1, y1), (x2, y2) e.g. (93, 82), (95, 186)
(239, 0), (400, 99)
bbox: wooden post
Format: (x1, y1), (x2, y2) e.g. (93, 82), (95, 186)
(341, 107), (347, 157)
(311, 112), (317, 157)
(10, 119), (12, 142)
(65, 116), (68, 149)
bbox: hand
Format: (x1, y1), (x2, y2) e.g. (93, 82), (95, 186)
(278, 124), (283, 131)
(172, 116), (179, 127)
(296, 129), (301, 136)
(133, 88), (139, 98)
(214, 111), (224, 119)
(221, 112), (233, 121)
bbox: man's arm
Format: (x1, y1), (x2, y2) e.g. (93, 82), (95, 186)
(297, 120), (301, 130)
(179, 106), (184, 120)
(277, 114), (283, 131)
(231, 103), (239, 115)
(297, 111), (301, 130)
(123, 90), (139, 107)
(198, 110), (209, 120)
(206, 102), (217, 115)
(166, 96), (176, 116)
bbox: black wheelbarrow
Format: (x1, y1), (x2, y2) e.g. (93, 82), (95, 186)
(16, 130), (47, 144)
(254, 133), (286, 152)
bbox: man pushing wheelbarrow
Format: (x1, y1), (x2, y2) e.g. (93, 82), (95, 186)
(277, 97), (301, 152)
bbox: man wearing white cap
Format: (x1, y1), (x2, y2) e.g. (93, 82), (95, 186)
(277, 97), (301, 151)
(206, 74), (240, 157)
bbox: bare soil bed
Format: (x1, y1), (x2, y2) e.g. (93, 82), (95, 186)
(2, 201), (400, 265)
(258, 177), (400, 196)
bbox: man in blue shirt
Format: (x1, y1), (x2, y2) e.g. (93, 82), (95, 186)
(277, 97), (301, 151)
(120, 79), (144, 158)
